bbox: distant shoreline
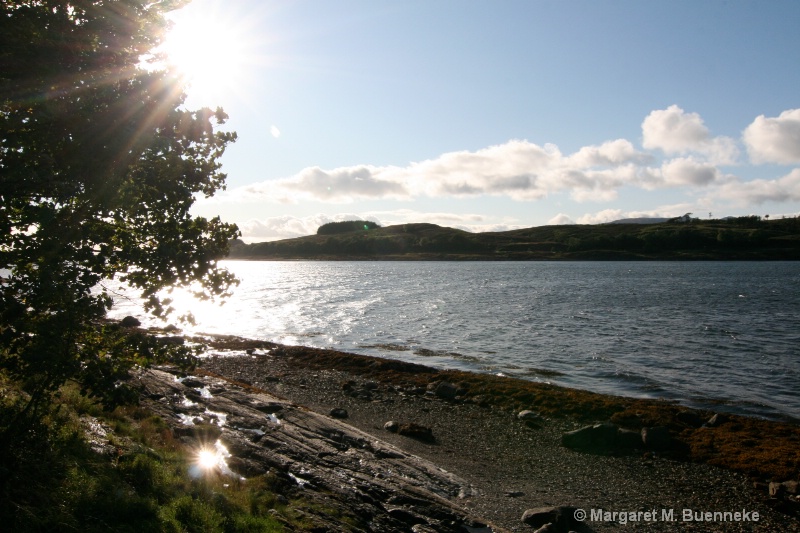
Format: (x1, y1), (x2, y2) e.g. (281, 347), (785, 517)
(228, 220), (800, 261)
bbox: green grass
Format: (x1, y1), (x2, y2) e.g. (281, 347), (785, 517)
(0, 381), (290, 532)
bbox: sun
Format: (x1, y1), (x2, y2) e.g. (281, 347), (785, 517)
(160, 1), (257, 105)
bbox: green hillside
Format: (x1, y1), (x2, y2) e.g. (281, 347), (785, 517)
(228, 217), (800, 260)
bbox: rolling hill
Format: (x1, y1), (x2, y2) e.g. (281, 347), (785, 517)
(228, 217), (800, 261)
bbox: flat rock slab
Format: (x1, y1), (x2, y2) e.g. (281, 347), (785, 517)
(136, 367), (500, 533)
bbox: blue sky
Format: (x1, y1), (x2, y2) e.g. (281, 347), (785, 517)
(167, 0), (800, 242)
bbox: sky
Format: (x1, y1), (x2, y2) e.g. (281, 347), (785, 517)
(165, 0), (800, 242)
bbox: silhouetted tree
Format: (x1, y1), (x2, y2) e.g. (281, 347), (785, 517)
(1, 0), (239, 433)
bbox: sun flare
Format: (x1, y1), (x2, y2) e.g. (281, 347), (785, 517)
(161, 1), (258, 105)
(197, 447), (219, 470)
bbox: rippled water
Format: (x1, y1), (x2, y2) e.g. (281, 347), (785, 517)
(109, 261), (800, 422)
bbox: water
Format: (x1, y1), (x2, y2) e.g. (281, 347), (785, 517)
(107, 261), (800, 422)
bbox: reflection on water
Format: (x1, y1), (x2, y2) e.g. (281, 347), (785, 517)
(107, 261), (800, 421)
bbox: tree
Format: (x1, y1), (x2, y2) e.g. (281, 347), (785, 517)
(317, 220), (380, 235)
(0, 0), (239, 433)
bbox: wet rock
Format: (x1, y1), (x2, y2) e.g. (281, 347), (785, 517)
(137, 368), (493, 533)
(121, 315), (141, 327)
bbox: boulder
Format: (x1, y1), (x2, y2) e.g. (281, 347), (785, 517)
(398, 422), (435, 443)
(562, 423), (624, 452)
(329, 407), (348, 419)
(433, 381), (459, 400)
(641, 426), (671, 451)
(520, 506), (579, 530)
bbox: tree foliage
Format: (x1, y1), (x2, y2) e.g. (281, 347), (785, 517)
(0, 0), (240, 429)
(317, 220), (380, 235)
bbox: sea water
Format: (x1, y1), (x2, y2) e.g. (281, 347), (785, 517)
(107, 261), (800, 422)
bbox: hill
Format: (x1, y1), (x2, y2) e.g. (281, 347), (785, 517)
(228, 217), (800, 260)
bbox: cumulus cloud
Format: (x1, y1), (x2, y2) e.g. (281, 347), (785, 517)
(547, 213), (576, 225)
(711, 168), (800, 206)
(228, 139), (651, 205)
(215, 106), (800, 228)
(239, 213), (380, 242)
(743, 109), (800, 164)
(237, 209), (526, 242)
(642, 105), (739, 164)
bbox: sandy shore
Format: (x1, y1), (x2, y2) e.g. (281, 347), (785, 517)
(195, 337), (799, 532)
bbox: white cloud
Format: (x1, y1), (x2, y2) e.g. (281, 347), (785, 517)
(211, 107), (800, 229)
(238, 213), (379, 242)
(547, 213), (576, 225)
(236, 209), (527, 242)
(641, 105), (739, 164)
(660, 157), (724, 187)
(743, 109), (800, 164)
(270, 125), (281, 138)
(575, 208), (682, 225)
(228, 138), (651, 205)
(711, 168), (800, 206)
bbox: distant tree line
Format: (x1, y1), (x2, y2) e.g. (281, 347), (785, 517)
(317, 220), (380, 235)
(230, 216), (800, 260)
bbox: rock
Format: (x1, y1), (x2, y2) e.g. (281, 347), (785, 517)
(641, 426), (671, 451)
(384, 420), (400, 433)
(561, 423), (621, 452)
(398, 422), (435, 443)
(616, 428), (644, 449)
(520, 506), (578, 530)
(769, 480), (798, 497)
(676, 410), (704, 428)
(120, 315), (141, 327)
(517, 410), (542, 421)
(705, 413), (729, 427)
(505, 490), (525, 497)
(533, 523), (558, 533)
(770, 482), (786, 497)
(329, 407), (348, 419)
(433, 381), (459, 400)
(136, 368), (497, 532)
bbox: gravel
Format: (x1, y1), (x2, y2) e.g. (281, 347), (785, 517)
(201, 350), (799, 532)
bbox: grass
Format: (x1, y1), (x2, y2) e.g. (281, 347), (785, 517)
(0, 380), (294, 532)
